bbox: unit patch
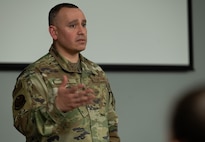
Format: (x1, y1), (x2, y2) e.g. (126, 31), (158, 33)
(14, 95), (26, 110)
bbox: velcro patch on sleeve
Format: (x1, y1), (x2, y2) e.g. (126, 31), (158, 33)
(14, 95), (26, 110)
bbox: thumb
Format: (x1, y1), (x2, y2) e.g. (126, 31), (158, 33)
(60, 75), (68, 88)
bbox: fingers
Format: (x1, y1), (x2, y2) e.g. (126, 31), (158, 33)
(73, 88), (95, 105)
(57, 75), (96, 111)
(68, 84), (85, 94)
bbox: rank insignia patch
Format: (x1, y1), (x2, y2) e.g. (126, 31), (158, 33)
(14, 95), (26, 110)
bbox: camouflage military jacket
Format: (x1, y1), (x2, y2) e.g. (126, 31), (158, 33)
(12, 46), (120, 142)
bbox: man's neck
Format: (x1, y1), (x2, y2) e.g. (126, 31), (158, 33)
(54, 44), (80, 63)
(64, 53), (79, 63)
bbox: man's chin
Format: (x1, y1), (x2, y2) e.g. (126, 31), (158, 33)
(77, 47), (86, 53)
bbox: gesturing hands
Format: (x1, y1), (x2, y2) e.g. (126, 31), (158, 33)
(55, 75), (96, 112)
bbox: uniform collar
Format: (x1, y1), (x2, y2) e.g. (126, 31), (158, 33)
(49, 45), (98, 76)
(49, 45), (83, 73)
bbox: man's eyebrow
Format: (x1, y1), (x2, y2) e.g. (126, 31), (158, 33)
(82, 19), (87, 23)
(69, 19), (87, 24)
(69, 19), (78, 24)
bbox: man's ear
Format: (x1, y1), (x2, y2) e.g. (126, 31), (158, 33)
(49, 25), (58, 40)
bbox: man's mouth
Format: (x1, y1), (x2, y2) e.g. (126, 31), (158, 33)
(76, 38), (86, 42)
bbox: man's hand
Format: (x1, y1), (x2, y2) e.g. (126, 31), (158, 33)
(55, 75), (95, 112)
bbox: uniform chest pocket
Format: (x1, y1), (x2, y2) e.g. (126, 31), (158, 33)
(63, 107), (88, 121)
(88, 76), (109, 117)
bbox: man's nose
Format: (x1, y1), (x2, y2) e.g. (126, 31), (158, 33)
(77, 25), (86, 35)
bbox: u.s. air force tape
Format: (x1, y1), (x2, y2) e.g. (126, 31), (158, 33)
(14, 95), (26, 110)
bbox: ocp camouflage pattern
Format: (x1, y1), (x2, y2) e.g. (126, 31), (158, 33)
(12, 45), (120, 142)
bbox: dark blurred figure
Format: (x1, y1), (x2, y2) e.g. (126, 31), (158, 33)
(170, 83), (205, 142)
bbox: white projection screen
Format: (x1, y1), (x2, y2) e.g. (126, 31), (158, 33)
(0, 0), (193, 71)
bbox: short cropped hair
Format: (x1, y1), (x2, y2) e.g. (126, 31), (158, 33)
(171, 84), (205, 142)
(48, 3), (78, 26)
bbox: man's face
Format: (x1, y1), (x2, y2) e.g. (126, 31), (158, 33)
(50, 7), (87, 56)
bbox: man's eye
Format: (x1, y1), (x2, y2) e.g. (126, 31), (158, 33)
(82, 23), (86, 27)
(69, 24), (76, 28)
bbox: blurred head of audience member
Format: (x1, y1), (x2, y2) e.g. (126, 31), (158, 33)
(170, 83), (205, 142)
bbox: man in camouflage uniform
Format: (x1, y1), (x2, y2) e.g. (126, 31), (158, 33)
(12, 3), (120, 142)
